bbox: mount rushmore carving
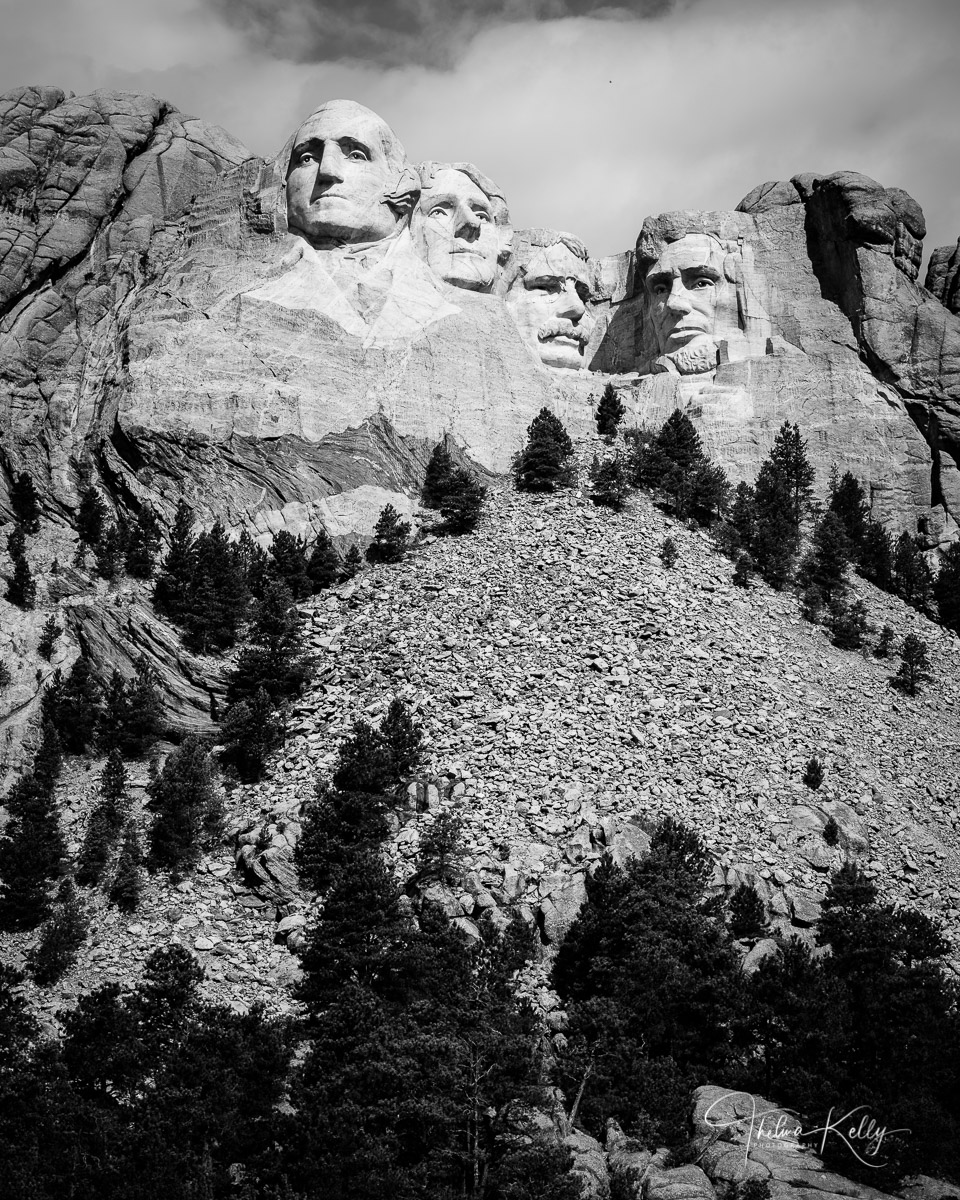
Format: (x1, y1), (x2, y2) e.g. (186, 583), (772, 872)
(1, 86), (960, 547)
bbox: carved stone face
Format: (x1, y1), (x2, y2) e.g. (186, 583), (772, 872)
(286, 100), (404, 247)
(645, 234), (728, 371)
(506, 243), (594, 371)
(412, 168), (501, 291)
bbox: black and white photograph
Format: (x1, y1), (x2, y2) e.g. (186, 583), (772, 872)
(1, 1), (960, 1196)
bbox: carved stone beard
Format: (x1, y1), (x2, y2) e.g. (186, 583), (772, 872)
(664, 337), (719, 376)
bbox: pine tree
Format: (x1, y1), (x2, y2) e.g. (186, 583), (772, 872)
(379, 697), (423, 780)
(767, 421), (815, 529)
(184, 522), (250, 652)
(153, 499), (196, 619)
(732, 553), (753, 588)
(438, 468), (487, 533)
(414, 811), (465, 886)
(894, 633), (931, 696)
(828, 596), (868, 650)
(588, 454), (630, 510)
(595, 382), (625, 438)
(227, 579), (313, 705)
(366, 505), (412, 564)
(76, 485), (107, 548)
(122, 657), (165, 756)
(514, 408), (575, 492)
(77, 750), (128, 887)
(729, 481), (757, 550)
(803, 756), (825, 789)
(32, 722), (63, 792)
(874, 624), (895, 658)
(893, 533), (934, 613)
(828, 471), (869, 553)
(859, 519), (894, 590)
(934, 542), (960, 634)
(341, 543), (363, 580)
(37, 614), (61, 661)
(5, 549), (36, 609)
(307, 527), (341, 591)
(219, 688), (286, 782)
(822, 816), (840, 846)
(633, 409), (729, 519)
(332, 720), (396, 795)
(800, 512), (850, 603)
(0, 770), (66, 930)
(94, 523), (125, 580)
(295, 781), (391, 893)
(147, 737), (221, 874)
(422, 443), (456, 508)
(0, 661), (10, 689)
(729, 883), (767, 939)
(27, 877), (87, 986)
(751, 459), (798, 588)
(268, 529), (313, 600)
(124, 503), (162, 578)
(236, 527), (270, 598)
(47, 655), (103, 754)
(659, 536), (678, 569)
(109, 821), (144, 911)
(10, 471), (41, 534)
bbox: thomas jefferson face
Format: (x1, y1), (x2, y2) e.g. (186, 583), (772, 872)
(645, 234), (726, 357)
(286, 100), (403, 247)
(506, 243), (594, 371)
(412, 168), (501, 291)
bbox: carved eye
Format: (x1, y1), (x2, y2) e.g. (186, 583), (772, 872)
(429, 206), (450, 218)
(296, 151), (316, 165)
(347, 149), (369, 161)
(693, 276), (714, 289)
(652, 284), (669, 297)
(475, 210), (491, 223)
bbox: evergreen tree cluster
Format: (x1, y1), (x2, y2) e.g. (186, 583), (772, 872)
(422, 443), (488, 533)
(295, 698), (424, 895)
(629, 410), (729, 520)
(42, 655), (164, 758)
(153, 501), (349, 651)
(0, 724), (66, 931)
(146, 736), (223, 876)
(723, 421), (814, 588)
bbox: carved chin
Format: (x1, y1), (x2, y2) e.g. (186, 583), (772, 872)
(665, 339), (719, 375)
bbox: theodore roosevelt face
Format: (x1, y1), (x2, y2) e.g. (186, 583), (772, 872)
(285, 100), (405, 247)
(505, 242), (595, 371)
(411, 168), (502, 291)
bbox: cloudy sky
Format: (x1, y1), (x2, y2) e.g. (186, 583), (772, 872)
(3, 0), (959, 262)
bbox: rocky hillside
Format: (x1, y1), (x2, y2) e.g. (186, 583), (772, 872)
(4, 437), (960, 1027)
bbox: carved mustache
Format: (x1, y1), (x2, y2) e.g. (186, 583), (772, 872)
(537, 319), (588, 344)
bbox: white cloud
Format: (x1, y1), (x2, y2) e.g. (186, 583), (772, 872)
(2, 0), (958, 260)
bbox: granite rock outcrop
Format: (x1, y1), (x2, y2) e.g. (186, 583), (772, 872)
(926, 239), (960, 317)
(4, 89), (960, 555)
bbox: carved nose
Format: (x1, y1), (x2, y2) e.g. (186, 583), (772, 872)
(316, 143), (345, 184)
(454, 203), (480, 241)
(557, 281), (585, 321)
(665, 282), (692, 314)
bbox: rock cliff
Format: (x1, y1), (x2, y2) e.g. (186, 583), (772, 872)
(4, 89), (960, 556)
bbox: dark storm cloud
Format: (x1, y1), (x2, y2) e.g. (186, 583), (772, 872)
(207, 0), (677, 67)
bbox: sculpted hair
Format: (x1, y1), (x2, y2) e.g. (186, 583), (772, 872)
(415, 161), (511, 227)
(636, 214), (740, 291)
(499, 227), (593, 295)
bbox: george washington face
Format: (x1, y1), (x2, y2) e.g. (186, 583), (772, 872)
(285, 100), (407, 247)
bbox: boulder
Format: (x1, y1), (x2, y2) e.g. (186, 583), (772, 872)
(926, 240), (960, 316)
(644, 1164), (714, 1200)
(606, 1119), (653, 1200)
(564, 1128), (610, 1200)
